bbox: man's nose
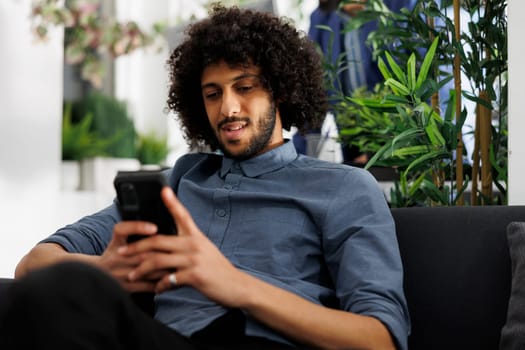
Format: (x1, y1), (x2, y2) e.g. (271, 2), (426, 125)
(220, 90), (241, 116)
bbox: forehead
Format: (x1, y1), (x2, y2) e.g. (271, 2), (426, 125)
(201, 61), (260, 85)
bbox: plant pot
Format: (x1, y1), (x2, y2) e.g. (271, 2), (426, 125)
(60, 160), (80, 191)
(79, 157), (141, 195)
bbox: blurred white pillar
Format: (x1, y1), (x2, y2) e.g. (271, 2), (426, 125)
(508, 0), (525, 205)
(114, 0), (190, 167)
(0, 0), (64, 276)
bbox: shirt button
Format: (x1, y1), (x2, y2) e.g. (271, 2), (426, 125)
(216, 209), (227, 217)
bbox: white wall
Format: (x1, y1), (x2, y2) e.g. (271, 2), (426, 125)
(0, 0), (64, 277)
(508, 0), (525, 204)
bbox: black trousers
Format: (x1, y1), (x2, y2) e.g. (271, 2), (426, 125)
(0, 262), (297, 350)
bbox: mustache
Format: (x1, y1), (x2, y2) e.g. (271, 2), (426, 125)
(218, 116), (250, 129)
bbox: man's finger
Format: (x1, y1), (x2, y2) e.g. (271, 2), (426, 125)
(113, 221), (158, 244)
(161, 187), (201, 236)
(123, 280), (157, 293)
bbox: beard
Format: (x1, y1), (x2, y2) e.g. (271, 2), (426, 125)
(217, 103), (277, 161)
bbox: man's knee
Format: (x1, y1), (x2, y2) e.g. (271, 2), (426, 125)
(27, 261), (111, 286)
(10, 262), (122, 311)
(0, 263), (138, 348)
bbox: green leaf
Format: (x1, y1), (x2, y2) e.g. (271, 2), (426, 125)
(385, 51), (407, 85)
(391, 128), (422, 148)
(416, 36), (439, 90)
(385, 78), (410, 96)
(421, 179), (448, 204)
(383, 94), (410, 104)
(377, 57), (393, 80)
(392, 145), (430, 157)
(455, 107), (468, 134)
(407, 53), (416, 92)
(365, 140), (393, 169)
(416, 79), (439, 101)
(349, 97), (398, 110)
(404, 150), (450, 175)
(408, 173), (427, 197)
(444, 89), (456, 122)
(424, 118), (446, 146)
(462, 91), (494, 110)
(452, 177), (470, 205)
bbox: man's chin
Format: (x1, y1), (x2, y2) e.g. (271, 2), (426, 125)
(219, 143), (243, 158)
(220, 145), (256, 161)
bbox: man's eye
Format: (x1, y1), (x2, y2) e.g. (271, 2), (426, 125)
(205, 91), (219, 99)
(237, 86), (253, 93)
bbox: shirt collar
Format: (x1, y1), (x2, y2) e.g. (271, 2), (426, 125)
(219, 140), (297, 178)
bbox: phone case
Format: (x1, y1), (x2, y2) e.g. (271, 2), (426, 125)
(114, 170), (177, 241)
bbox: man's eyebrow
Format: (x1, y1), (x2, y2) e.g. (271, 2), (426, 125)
(201, 73), (260, 90)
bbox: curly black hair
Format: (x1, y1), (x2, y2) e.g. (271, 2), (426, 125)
(166, 4), (327, 150)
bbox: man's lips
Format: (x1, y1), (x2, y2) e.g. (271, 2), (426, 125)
(221, 121), (247, 132)
(218, 118), (249, 140)
(218, 117), (249, 129)
(220, 122), (247, 141)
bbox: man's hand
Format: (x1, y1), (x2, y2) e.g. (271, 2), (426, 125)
(120, 187), (250, 306)
(98, 220), (158, 292)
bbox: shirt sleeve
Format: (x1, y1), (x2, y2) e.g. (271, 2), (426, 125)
(40, 155), (195, 255)
(40, 202), (120, 255)
(322, 167), (410, 350)
(40, 157), (188, 255)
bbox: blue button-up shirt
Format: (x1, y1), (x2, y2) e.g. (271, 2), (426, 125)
(43, 141), (409, 349)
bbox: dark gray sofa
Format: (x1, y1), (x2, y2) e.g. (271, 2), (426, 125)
(1, 205), (524, 349)
(392, 205), (525, 350)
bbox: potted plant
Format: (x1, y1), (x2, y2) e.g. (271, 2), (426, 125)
(60, 102), (109, 190)
(68, 91), (140, 193)
(136, 131), (170, 169)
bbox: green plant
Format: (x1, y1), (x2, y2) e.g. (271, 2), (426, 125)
(338, 0), (507, 205)
(349, 37), (468, 207)
(336, 85), (396, 155)
(136, 132), (169, 166)
(70, 92), (137, 158)
(61, 102), (109, 160)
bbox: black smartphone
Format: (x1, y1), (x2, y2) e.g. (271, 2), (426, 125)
(114, 170), (177, 242)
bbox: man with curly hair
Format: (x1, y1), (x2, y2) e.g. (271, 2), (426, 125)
(1, 5), (409, 350)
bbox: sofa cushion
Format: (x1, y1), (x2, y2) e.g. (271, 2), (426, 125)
(500, 222), (525, 350)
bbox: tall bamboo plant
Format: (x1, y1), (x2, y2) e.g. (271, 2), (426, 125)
(338, 0), (507, 205)
(458, 0), (508, 204)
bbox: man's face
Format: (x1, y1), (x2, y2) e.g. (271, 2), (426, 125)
(201, 61), (284, 160)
